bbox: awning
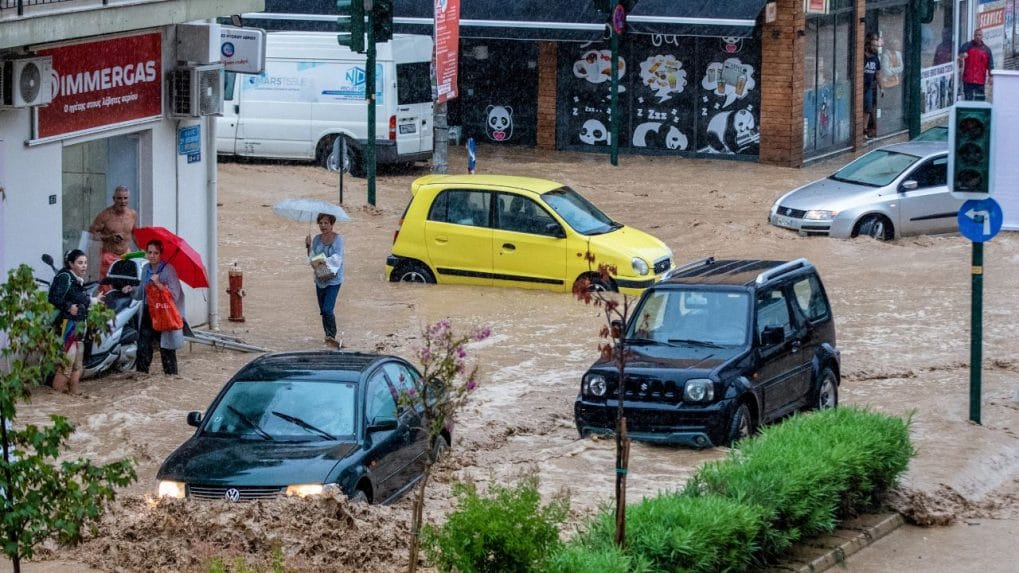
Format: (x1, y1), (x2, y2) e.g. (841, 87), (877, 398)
(627, 0), (767, 39)
(247, 1), (766, 41)
(393, 0), (606, 42)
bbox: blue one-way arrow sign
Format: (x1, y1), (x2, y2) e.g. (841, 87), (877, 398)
(958, 197), (1003, 243)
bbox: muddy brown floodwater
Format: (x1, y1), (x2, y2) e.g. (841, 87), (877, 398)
(7, 145), (1019, 572)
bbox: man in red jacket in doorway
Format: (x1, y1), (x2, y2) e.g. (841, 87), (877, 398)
(958, 29), (994, 101)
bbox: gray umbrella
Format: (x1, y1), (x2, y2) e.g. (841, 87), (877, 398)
(271, 198), (351, 223)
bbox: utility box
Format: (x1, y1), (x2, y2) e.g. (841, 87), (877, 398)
(176, 23), (223, 65)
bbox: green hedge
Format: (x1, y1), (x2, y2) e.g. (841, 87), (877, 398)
(550, 407), (913, 572)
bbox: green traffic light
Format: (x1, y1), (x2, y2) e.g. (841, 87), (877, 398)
(950, 103), (992, 195)
(336, 0), (366, 53)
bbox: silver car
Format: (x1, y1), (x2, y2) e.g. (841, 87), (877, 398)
(769, 141), (962, 240)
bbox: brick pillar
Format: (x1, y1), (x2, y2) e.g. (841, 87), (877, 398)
(536, 41), (558, 150)
(760, 0), (806, 167)
(853, 0), (866, 152)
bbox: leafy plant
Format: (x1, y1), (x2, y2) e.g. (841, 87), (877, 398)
(573, 255), (637, 547)
(0, 265), (137, 573)
(422, 474), (569, 573)
(400, 319), (491, 573)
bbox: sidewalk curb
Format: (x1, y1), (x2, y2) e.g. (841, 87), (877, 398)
(764, 512), (906, 573)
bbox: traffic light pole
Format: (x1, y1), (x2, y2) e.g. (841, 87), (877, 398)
(970, 241), (983, 424)
(366, 4), (377, 206)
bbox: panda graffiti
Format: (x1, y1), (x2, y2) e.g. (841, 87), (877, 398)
(702, 107), (760, 155)
(632, 122), (688, 150)
(485, 105), (513, 142)
(579, 119), (610, 146)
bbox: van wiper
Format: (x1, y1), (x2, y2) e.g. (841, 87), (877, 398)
(227, 405), (273, 441)
(272, 410), (337, 440)
(668, 338), (722, 348)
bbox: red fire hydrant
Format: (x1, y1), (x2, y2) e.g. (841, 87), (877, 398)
(227, 264), (246, 322)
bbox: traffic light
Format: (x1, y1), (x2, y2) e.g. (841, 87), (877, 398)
(373, 0), (393, 43)
(949, 101), (993, 198)
(337, 0), (366, 53)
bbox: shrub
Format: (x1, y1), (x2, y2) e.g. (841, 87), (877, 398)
(684, 407), (914, 560)
(545, 544), (635, 573)
(422, 475), (569, 573)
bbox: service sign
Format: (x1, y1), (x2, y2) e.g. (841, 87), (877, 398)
(37, 32), (163, 140)
(220, 26), (266, 75)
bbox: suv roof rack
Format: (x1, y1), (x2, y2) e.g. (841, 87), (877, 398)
(754, 258), (812, 285)
(665, 256), (715, 279)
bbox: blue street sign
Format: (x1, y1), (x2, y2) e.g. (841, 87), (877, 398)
(177, 125), (201, 155)
(958, 197), (1003, 243)
(466, 137), (476, 174)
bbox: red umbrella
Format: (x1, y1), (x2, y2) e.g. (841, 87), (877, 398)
(132, 226), (210, 288)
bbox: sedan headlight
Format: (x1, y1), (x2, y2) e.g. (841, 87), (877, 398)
(286, 483), (341, 498)
(584, 374), (608, 397)
(803, 209), (837, 220)
(157, 480), (186, 499)
(631, 257), (650, 276)
(683, 379), (715, 402)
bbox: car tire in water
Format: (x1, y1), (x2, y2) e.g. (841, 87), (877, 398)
(810, 367), (839, 411)
(857, 215), (892, 240)
(393, 262), (435, 284)
(573, 273), (616, 293)
(725, 403), (753, 447)
(350, 488), (369, 504)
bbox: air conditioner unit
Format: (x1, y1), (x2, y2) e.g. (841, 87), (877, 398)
(1, 56), (54, 108)
(168, 64), (224, 117)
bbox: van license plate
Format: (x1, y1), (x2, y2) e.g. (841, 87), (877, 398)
(399, 124), (416, 134)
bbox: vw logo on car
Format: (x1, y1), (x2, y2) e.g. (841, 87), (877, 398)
(224, 488), (241, 502)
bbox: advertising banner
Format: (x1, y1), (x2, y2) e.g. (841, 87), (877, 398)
(240, 61), (384, 103)
(920, 63), (956, 119)
(435, 0), (461, 104)
(37, 32), (163, 140)
(220, 26), (266, 75)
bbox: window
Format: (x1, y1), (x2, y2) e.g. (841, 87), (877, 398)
(365, 371), (398, 423)
(397, 62), (432, 105)
(756, 289), (792, 339)
(428, 190), (491, 228)
(224, 71), (236, 101)
(496, 193), (560, 236)
(792, 276), (830, 322)
(908, 157), (948, 188)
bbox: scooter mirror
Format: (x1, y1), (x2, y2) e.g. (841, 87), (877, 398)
(41, 253), (55, 268)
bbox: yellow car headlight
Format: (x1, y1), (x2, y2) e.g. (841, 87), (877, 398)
(157, 480), (186, 499)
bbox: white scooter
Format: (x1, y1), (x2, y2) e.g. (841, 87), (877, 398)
(38, 253), (145, 378)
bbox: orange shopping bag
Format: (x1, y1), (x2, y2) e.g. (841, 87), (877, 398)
(146, 284), (183, 331)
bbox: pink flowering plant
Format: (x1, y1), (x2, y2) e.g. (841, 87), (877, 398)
(402, 319), (491, 573)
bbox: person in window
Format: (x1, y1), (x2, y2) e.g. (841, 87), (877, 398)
(958, 29), (994, 101)
(879, 37), (904, 89)
(863, 33), (883, 140)
(305, 213), (345, 348)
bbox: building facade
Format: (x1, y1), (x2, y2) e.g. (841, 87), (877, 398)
(0, 0), (264, 327)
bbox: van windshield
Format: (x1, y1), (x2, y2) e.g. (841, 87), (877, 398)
(398, 62), (431, 105)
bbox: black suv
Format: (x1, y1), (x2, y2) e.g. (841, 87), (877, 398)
(574, 257), (840, 448)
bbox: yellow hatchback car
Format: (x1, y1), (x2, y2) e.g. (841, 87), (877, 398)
(385, 175), (674, 295)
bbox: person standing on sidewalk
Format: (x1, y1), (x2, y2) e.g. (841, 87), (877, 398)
(958, 29), (994, 101)
(863, 33), (883, 139)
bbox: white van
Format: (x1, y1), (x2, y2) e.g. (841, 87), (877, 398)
(217, 32), (434, 176)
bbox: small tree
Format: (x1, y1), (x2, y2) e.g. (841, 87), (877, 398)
(0, 265), (137, 573)
(573, 258), (637, 548)
(401, 319), (491, 573)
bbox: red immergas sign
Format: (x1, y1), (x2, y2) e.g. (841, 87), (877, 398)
(612, 4), (626, 35)
(37, 32), (163, 140)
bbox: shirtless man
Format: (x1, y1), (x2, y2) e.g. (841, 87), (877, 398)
(89, 185), (138, 281)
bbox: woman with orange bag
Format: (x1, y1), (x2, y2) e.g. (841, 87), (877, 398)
(125, 240), (185, 375)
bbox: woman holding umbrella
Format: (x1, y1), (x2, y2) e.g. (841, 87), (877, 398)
(306, 212), (345, 348)
(125, 240), (185, 375)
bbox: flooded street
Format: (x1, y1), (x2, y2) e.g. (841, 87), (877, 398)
(11, 145), (1019, 571)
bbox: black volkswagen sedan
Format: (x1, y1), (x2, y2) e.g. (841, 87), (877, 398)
(157, 351), (447, 504)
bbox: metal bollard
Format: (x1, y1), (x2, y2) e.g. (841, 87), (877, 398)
(227, 264), (246, 322)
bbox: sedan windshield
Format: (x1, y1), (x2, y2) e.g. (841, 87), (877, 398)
(203, 379), (357, 440)
(829, 150), (920, 187)
(628, 289), (750, 347)
(540, 186), (618, 235)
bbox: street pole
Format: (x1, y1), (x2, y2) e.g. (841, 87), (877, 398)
(970, 241), (983, 424)
(366, 1), (377, 205)
(609, 1), (620, 167)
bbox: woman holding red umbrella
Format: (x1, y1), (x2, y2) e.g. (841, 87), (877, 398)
(125, 240), (185, 375)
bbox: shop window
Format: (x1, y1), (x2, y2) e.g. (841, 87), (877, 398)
(804, 8), (853, 157)
(866, 3), (908, 137)
(920, 0), (958, 119)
